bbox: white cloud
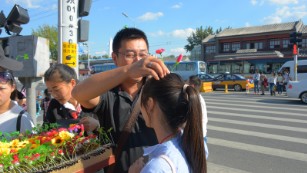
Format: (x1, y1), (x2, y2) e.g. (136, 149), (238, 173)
(245, 22), (252, 27)
(250, 0), (265, 6)
(149, 30), (166, 37)
(171, 28), (195, 39)
(138, 12), (163, 21)
(262, 15), (282, 24)
(171, 3), (183, 9)
(250, 0), (258, 5)
(6, 0), (42, 9)
(170, 47), (186, 55)
(269, 0), (298, 5)
(262, 5), (307, 23)
(95, 51), (107, 55)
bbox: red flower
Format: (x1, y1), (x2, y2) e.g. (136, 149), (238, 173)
(70, 111), (78, 119)
(58, 149), (64, 155)
(155, 48), (165, 55)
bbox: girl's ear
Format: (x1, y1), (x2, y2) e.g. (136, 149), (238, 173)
(70, 79), (77, 88)
(146, 97), (154, 112)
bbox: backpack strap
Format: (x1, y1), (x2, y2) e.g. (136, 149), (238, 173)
(160, 155), (176, 173)
(16, 110), (26, 132)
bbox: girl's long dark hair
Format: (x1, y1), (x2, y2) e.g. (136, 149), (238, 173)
(141, 73), (206, 172)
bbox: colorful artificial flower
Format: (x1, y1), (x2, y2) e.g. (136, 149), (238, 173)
(155, 48), (165, 55)
(175, 54), (183, 65)
(171, 54), (183, 71)
(155, 48), (165, 60)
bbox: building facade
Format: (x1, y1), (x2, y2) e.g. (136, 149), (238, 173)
(201, 20), (307, 77)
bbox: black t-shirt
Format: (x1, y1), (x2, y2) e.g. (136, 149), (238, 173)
(44, 99), (79, 128)
(82, 87), (158, 173)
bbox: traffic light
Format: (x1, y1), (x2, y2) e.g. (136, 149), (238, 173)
(78, 19), (89, 42)
(2, 4), (29, 35)
(290, 31), (302, 44)
(78, 0), (92, 17)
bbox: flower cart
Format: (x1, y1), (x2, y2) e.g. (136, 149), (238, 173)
(0, 124), (115, 173)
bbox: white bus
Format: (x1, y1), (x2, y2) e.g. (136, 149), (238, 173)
(91, 61), (207, 81)
(91, 63), (116, 74)
(164, 61), (207, 81)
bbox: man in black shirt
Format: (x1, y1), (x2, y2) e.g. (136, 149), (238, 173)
(72, 28), (170, 173)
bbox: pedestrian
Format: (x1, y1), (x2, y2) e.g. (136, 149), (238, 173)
(128, 73), (207, 173)
(253, 69), (260, 94)
(187, 75), (209, 159)
(43, 64), (81, 128)
(10, 89), (27, 109)
(268, 72), (277, 96)
(0, 46), (34, 133)
(40, 89), (51, 122)
(283, 68), (291, 93)
(276, 72), (284, 95)
(72, 27), (170, 173)
(260, 72), (267, 95)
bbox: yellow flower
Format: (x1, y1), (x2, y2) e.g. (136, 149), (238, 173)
(0, 147), (10, 155)
(51, 136), (64, 146)
(30, 143), (40, 149)
(10, 139), (20, 147)
(59, 131), (74, 141)
(17, 140), (29, 148)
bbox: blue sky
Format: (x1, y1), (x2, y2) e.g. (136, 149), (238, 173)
(1, 0), (307, 57)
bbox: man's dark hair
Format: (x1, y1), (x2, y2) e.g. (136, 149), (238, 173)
(112, 28), (149, 53)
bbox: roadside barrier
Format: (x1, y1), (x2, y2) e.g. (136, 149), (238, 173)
(246, 83), (250, 94)
(201, 82), (213, 93)
(224, 84), (229, 93)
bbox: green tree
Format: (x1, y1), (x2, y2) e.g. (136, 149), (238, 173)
(184, 26), (214, 53)
(32, 25), (58, 61)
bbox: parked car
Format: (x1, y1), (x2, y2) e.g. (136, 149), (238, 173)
(287, 79), (307, 104)
(211, 73), (254, 91)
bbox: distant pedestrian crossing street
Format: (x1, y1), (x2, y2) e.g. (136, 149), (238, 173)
(201, 92), (307, 173)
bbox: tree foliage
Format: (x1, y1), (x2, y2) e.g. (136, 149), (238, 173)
(32, 25), (58, 61)
(184, 26), (214, 53)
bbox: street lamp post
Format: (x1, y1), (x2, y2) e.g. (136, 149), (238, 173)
(82, 43), (90, 73)
(122, 12), (135, 27)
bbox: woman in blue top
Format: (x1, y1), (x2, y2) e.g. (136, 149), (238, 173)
(129, 73), (207, 173)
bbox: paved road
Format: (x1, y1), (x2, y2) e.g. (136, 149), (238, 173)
(203, 91), (307, 173)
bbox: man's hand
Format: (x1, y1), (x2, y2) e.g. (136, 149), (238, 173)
(79, 116), (100, 131)
(127, 56), (170, 81)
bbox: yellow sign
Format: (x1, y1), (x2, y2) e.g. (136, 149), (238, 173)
(62, 42), (77, 67)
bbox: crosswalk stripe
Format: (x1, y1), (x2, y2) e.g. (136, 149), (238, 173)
(207, 101), (307, 112)
(203, 96), (307, 109)
(207, 162), (251, 173)
(208, 138), (307, 162)
(208, 105), (306, 117)
(208, 125), (307, 144)
(208, 110), (307, 123)
(209, 117), (307, 133)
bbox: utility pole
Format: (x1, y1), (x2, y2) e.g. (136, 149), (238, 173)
(58, 0), (79, 76)
(82, 42), (90, 72)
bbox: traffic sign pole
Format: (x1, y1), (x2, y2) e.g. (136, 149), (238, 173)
(58, 0), (79, 76)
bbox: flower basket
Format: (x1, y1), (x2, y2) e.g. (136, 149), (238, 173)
(0, 124), (115, 173)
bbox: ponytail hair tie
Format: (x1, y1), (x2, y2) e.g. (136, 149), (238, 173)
(183, 84), (189, 93)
